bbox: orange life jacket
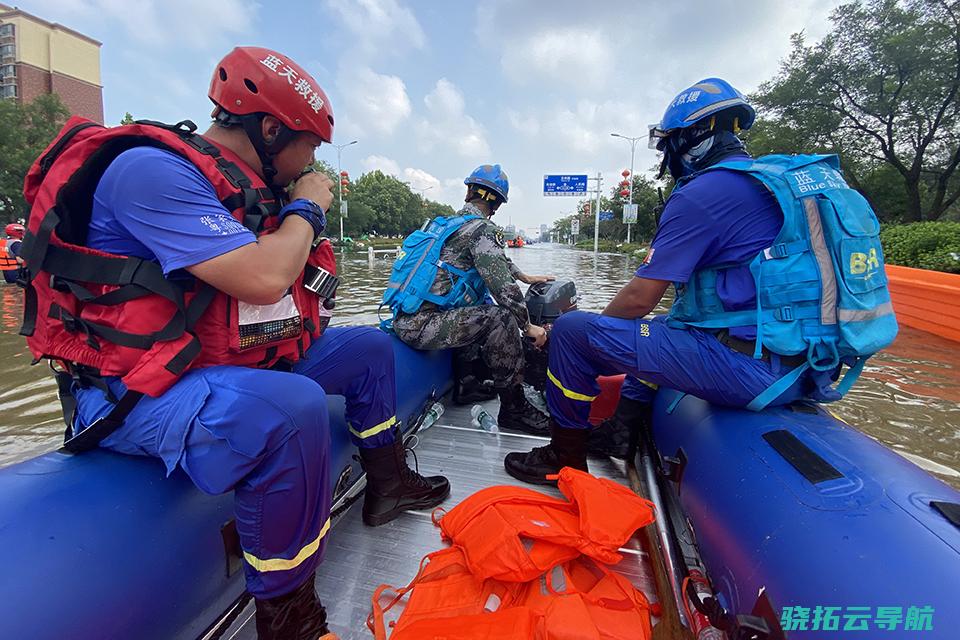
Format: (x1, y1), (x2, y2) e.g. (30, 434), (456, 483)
(368, 468), (657, 640)
(435, 467), (657, 581)
(0, 239), (17, 271)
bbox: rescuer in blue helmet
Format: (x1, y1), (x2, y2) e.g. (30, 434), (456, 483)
(386, 163), (557, 435)
(504, 77), (854, 484)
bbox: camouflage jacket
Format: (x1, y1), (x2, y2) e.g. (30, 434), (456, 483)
(409, 203), (529, 328)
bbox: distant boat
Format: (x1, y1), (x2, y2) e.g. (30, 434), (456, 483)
(503, 228), (525, 248)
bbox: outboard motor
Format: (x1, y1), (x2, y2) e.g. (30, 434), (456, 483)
(522, 280), (578, 391)
(452, 280), (578, 403)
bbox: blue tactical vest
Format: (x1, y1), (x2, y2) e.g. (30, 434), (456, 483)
(380, 214), (490, 330)
(668, 154), (898, 410)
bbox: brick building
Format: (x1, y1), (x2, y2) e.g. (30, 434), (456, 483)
(0, 3), (102, 123)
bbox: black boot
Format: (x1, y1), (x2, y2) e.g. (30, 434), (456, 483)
(588, 396), (651, 459)
(497, 385), (550, 435)
(359, 432), (450, 526)
(503, 421), (589, 485)
(254, 574), (336, 640)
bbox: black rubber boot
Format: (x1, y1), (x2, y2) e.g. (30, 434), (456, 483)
(503, 421), (589, 485)
(254, 574), (336, 640)
(454, 374), (498, 405)
(587, 396), (652, 459)
(359, 432), (450, 527)
(497, 385), (550, 435)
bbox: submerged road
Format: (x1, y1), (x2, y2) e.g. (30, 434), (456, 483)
(1, 243), (957, 488)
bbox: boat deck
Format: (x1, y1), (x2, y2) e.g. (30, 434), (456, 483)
(218, 399), (658, 640)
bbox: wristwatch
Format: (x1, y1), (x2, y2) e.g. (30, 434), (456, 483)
(278, 198), (327, 240)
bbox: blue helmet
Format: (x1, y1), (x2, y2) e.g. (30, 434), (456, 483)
(648, 78), (756, 149)
(464, 164), (509, 202)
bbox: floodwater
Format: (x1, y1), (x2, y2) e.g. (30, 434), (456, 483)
(1, 244), (958, 489)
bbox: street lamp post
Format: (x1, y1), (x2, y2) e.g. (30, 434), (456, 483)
(409, 184), (433, 199)
(611, 132), (642, 244)
(588, 172), (603, 255)
(333, 140), (358, 242)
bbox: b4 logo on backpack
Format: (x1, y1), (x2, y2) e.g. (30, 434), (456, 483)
(849, 248), (881, 276)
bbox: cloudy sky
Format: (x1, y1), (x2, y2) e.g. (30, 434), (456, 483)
(26, 0), (843, 234)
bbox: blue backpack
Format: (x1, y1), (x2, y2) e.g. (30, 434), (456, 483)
(669, 154), (898, 410)
(380, 214), (490, 331)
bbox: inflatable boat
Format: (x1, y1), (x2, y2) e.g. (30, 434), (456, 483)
(1, 337), (959, 638)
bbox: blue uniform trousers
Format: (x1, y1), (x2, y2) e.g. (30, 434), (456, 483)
(73, 326), (397, 599)
(546, 312), (808, 429)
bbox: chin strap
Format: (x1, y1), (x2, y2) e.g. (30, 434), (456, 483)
(217, 110), (296, 199)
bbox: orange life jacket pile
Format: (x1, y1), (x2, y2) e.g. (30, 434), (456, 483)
(367, 467), (659, 639)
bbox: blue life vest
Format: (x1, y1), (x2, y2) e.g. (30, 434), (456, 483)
(380, 214), (490, 330)
(668, 154), (898, 410)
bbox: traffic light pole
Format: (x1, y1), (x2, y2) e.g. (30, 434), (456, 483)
(333, 140), (358, 242)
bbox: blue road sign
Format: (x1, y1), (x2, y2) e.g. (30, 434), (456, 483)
(599, 210), (614, 221)
(543, 174), (588, 196)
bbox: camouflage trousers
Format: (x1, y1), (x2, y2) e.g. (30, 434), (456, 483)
(393, 305), (524, 388)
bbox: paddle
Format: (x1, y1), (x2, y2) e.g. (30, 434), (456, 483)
(628, 430), (695, 640)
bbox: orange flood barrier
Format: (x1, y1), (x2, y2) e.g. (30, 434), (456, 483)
(886, 264), (960, 343)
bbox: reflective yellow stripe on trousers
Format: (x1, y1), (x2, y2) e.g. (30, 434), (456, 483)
(243, 517), (331, 573)
(547, 368), (598, 402)
(349, 415), (396, 440)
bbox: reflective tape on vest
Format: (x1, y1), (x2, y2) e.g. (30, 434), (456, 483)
(837, 302), (895, 323)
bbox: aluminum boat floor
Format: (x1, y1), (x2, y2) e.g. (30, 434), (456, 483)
(220, 399), (657, 639)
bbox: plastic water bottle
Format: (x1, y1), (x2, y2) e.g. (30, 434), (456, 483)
(523, 384), (548, 415)
(419, 402), (444, 432)
(470, 405), (499, 433)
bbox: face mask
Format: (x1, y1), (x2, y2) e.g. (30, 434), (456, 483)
(662, 127), (714, 179)
(681, 135), (716, 175)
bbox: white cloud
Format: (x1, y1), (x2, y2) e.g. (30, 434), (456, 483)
(404, 168), (467, 208)
(31, 0), (255, 49)
(500, 28), (614, 89)
(416, 79), (490, 159)
(361, 155), (401, 176)
(336, 66), (412, 137)
(528, 99), (648, 157)
(402, 167), (440, 192)
(323, 0), (425, 57)
(506, 109), (540, 136)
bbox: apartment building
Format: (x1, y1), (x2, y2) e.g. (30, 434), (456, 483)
(0, 3), (103, 123)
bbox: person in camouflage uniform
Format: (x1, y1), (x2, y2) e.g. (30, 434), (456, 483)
(392, 164), (554, 434)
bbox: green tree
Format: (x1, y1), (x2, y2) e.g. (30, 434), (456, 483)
(606, 175), (662, 243)
(753, 0), (960, 222)
(120, 112), (135, 125)
(422, 199), (456, 221)
(0, 94), (70, 221)
(351, 170), (421, 236)
(553, 175), (663, 244)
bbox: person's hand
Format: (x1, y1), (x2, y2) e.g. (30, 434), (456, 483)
(523, 274), (556, 284)
(525, 323), (547, 348)
(291, 171), (335, 211)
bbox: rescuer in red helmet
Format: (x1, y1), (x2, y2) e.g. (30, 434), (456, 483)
(22, 47), (449, 639)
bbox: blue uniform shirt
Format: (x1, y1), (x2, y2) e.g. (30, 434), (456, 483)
(87, 147), (256, 272)
(636, 155), (782, 338)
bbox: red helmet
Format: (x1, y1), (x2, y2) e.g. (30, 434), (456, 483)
(209, 47), (334, 143)
(5, 223), (24, 239)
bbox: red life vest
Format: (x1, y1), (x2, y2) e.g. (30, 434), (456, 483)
(19, 116), (337, 402)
